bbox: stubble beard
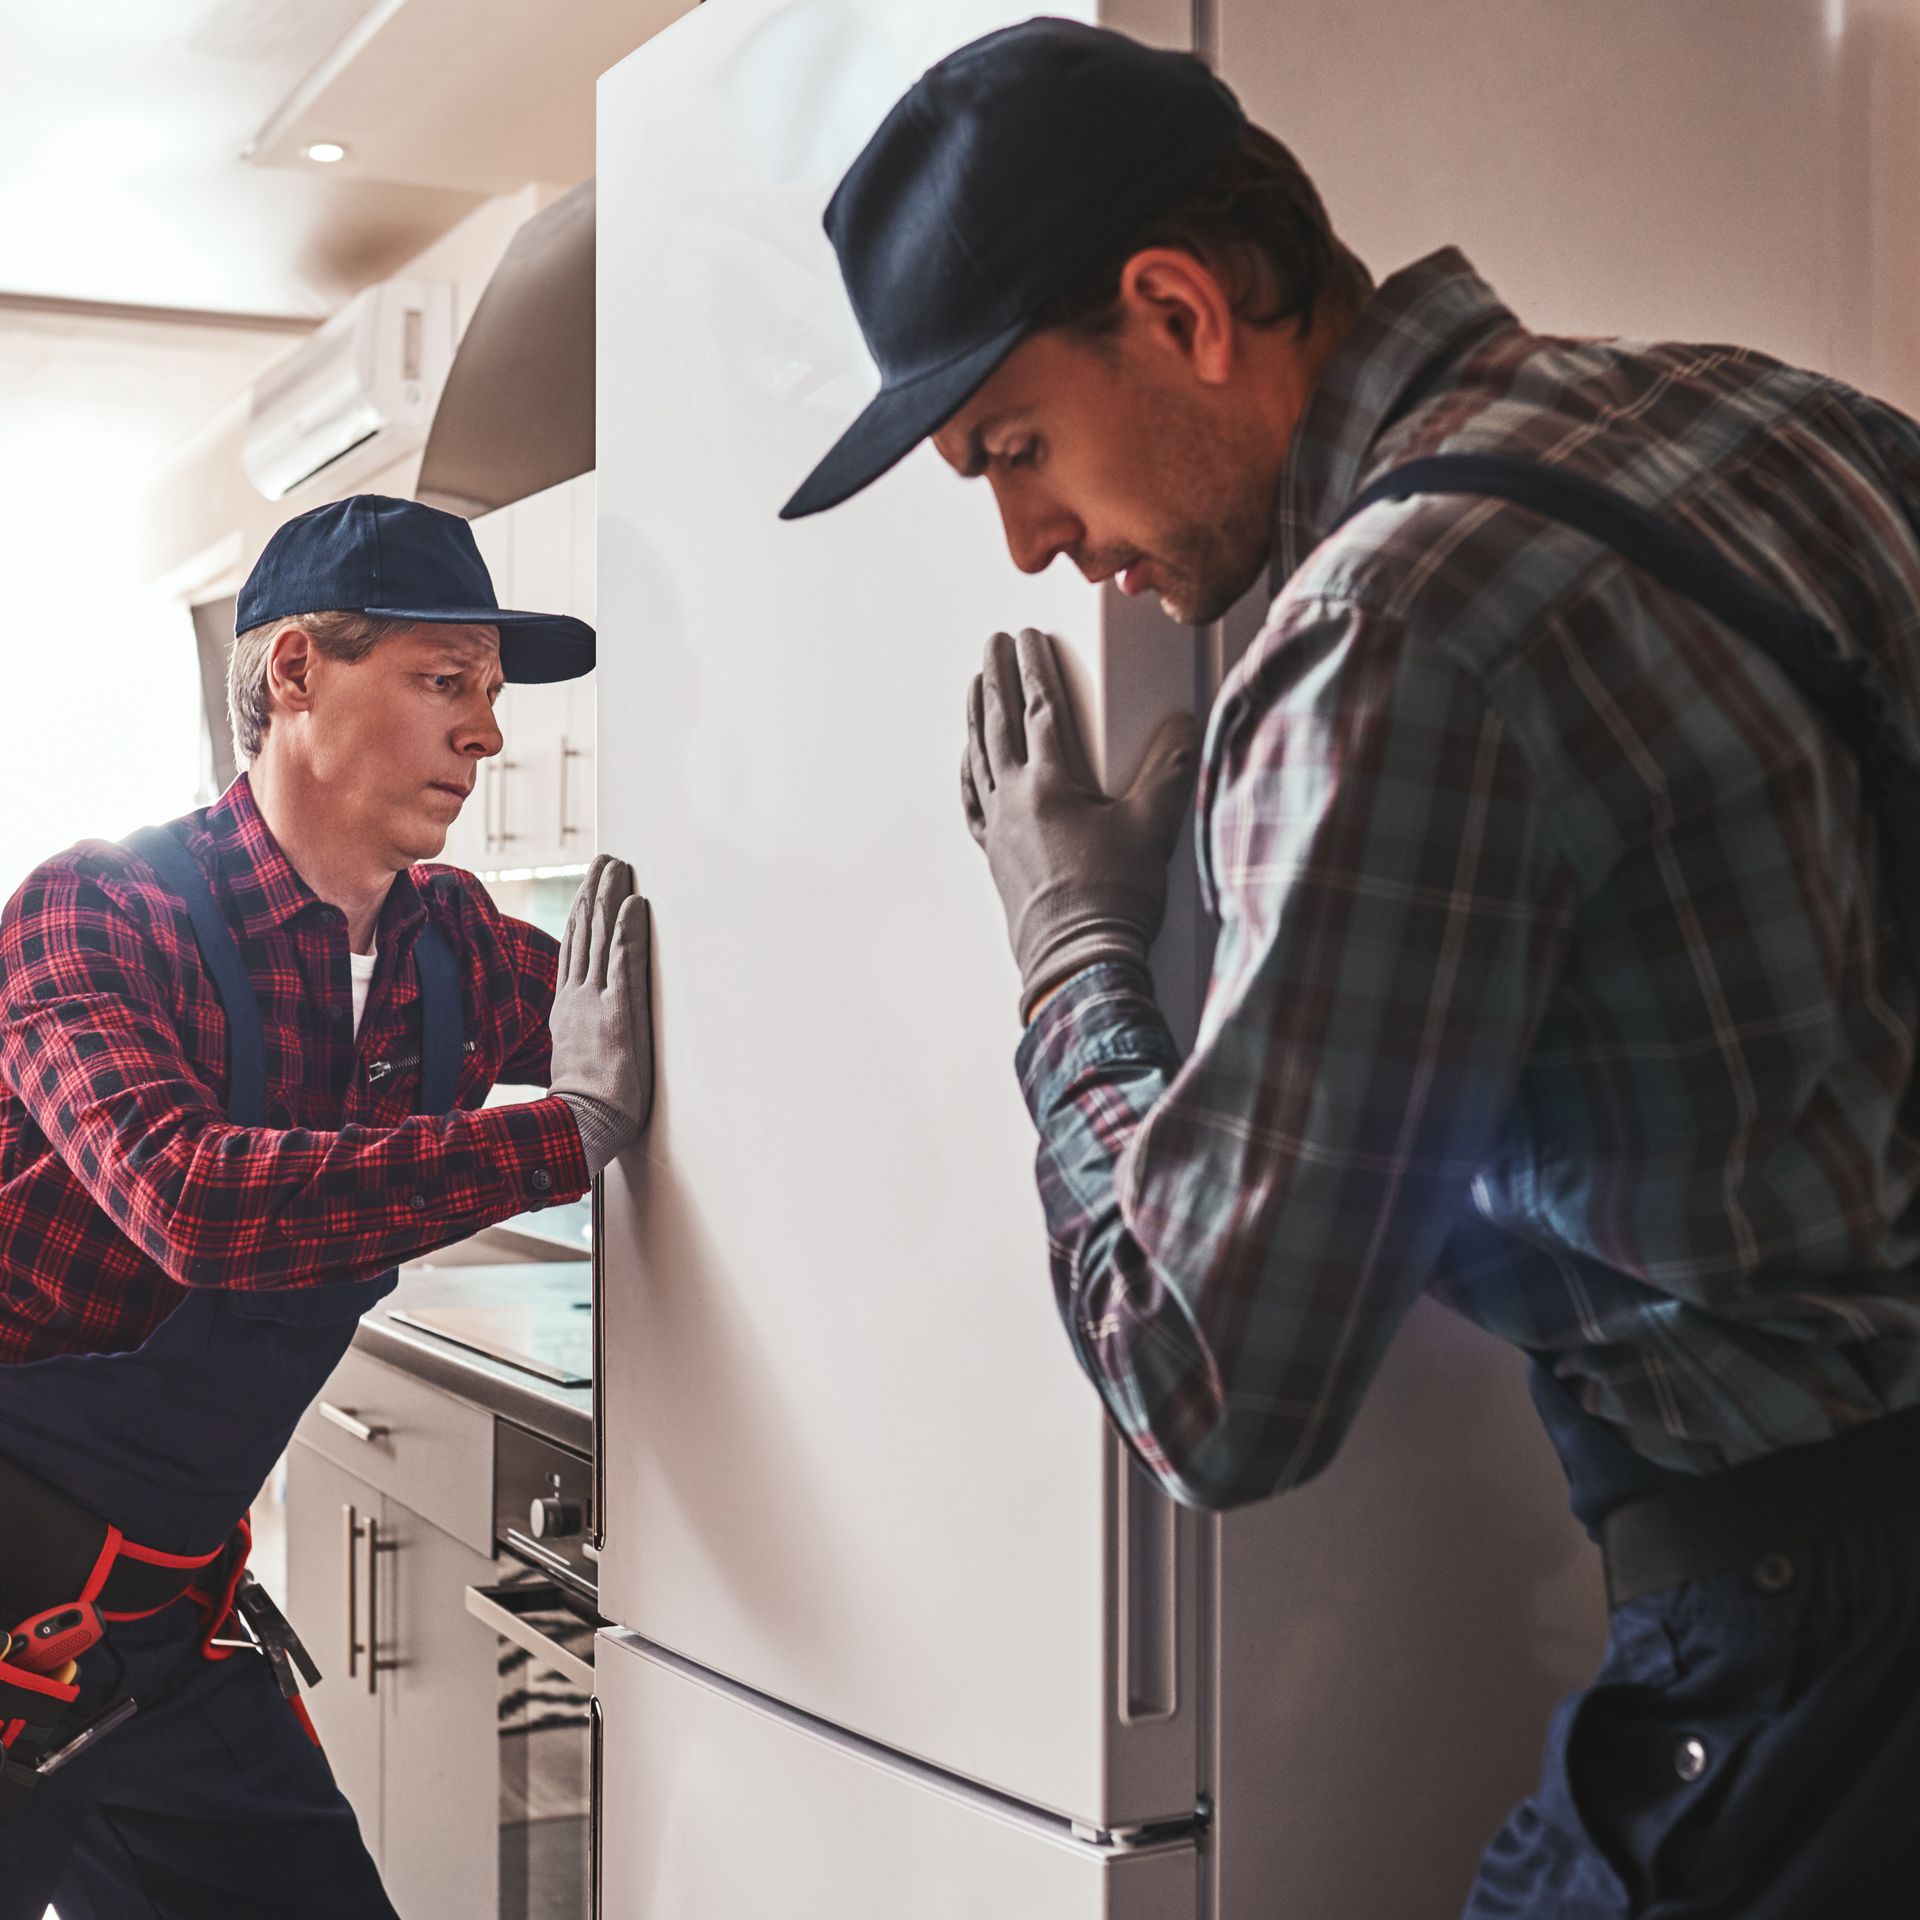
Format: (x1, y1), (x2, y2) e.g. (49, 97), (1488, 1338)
(1135, 394), (1277, 629)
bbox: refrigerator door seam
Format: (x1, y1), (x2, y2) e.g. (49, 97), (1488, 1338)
(600, 1630), (1205, 1859)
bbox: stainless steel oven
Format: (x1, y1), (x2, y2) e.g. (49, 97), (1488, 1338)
(465, 1419), (600, 1920)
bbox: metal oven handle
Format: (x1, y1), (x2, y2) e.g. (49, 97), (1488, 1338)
(463, 1583), (597, 1692)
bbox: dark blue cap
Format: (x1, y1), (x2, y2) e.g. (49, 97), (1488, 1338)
(779, 17), (1245, 521)
(236, 493), (594, 683)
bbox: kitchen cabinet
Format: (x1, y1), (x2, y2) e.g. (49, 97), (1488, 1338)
(453, 475), (597, 879)
(287, 1362), (501, 1918)
(284, 1443), (385, 1862)
(379, 1502), (501, 1920)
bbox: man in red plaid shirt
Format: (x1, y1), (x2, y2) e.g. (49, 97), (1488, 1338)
(0, 495), (650, 1918)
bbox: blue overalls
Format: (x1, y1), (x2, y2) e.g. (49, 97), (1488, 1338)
(1331, 458), (1920, 1918)
(0, 820), (464, 1920)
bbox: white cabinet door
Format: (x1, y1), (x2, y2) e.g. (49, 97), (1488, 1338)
(595, 1631), (1198, 1920)
(596, 0), (1203, 1832)
(379, 1507), (501, 1920)
(499, 479), (575, 869)
(563, 473), (597, 857)
(450, 506), (517, 874)
(285, 1443), (385, 1865)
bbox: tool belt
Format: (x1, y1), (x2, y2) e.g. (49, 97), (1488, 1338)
(0, 1455), (312, 1819)
(1601, 1401), (1920, 1608)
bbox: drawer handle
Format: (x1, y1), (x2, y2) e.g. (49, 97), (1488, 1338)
(319, 1402), (386, 1444)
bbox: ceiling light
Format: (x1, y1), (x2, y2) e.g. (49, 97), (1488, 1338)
(303, 142), (347, 165)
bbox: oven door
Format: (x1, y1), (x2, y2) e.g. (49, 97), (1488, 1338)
(465, 1569), (601, 1920)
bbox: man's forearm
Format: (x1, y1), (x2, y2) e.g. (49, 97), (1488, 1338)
(87, 1094), (590, 1292)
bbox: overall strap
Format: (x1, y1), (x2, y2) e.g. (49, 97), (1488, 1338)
(122, 823), (267, 1128)
(1334, 452), (1920, 974)
(412, 919), (464, 1117)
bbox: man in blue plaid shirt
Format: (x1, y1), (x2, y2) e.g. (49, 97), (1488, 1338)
(784, 20), (1920, 1917)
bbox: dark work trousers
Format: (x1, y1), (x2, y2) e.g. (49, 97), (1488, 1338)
(0, 820), (460, 1917)
(0, 1607), (395, 1920)
(1461, 1502), (1920, 1917)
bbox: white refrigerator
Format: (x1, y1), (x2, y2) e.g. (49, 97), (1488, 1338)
(591, 0), (1901, 1911)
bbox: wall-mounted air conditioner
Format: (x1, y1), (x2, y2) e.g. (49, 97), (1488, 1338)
(242, 280), (454, 501)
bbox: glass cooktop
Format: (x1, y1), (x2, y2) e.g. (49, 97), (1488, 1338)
(389, 1300), (592, 1388)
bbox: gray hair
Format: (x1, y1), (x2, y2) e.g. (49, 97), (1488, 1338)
(227, 610), (420, 762)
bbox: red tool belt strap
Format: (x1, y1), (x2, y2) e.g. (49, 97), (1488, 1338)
(0, 1455), (233, 1632)
(0, 1454), (253, 1790)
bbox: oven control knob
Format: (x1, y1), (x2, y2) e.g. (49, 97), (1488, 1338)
(530, 1496), (584, 1541)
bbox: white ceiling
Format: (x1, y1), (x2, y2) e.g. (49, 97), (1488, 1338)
(0, 0), (485, 320)
(246, 0), (696, 198)
(0, 0), (692, 322)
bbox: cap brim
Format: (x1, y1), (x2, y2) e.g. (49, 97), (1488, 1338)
(363, 605), (596, 684)
(778, 318), (1029, 521)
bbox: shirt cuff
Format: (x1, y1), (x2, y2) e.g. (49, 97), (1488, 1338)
(1015, 959), (1178, 1123)
(475, 1093), (593, 1213)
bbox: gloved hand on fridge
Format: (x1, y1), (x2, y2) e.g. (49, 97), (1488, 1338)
(549, 853), (655, 1175)
(961, 627), (1200, 1022)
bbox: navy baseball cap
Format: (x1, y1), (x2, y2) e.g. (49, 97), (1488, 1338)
(779, 18), (1246, 521)
(236, 494), (595, 684)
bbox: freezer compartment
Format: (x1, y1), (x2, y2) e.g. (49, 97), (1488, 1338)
(593, 1628), (1200, 1919)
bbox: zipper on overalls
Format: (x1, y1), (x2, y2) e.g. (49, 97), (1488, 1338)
(366, 1040), (475, 1086)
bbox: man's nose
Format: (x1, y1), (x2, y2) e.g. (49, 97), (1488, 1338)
(995, 488), (1080, 577)
(459, 703), (504, 760)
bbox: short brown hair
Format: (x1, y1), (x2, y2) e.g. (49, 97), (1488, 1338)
(227, 610), (418, 762)
(1032, 125), (1371, 341)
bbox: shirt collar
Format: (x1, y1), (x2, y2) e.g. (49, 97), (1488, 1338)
(200, 774), (426, 946)
(1269, 246), (1520, 587)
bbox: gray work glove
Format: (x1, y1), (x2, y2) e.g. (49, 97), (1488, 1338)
(548, 854), (654, 1177)
(962, 628), (1200, 1022)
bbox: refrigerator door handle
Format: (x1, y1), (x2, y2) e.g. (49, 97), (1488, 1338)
(588, 1691), (605, 1920)
(589, 1171), (606, 1556)
(1118, 1447), (1179, 1723)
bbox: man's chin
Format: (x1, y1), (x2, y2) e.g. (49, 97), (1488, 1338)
(396, 820), (451, 866)
(1163, 561), (1267, 629)
(1160, 584), (1229, 628)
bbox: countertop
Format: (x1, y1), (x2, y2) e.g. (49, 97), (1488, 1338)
(354, 1257), (593, 1455)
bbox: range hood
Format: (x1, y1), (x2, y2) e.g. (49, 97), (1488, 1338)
(416, 176), (593, 516)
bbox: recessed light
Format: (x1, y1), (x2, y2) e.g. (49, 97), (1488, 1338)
(303, 142), (347, 165)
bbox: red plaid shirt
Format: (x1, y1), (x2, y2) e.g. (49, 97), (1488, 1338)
(0, 775), (589, 1361)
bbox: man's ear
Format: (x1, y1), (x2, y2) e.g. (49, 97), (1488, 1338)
(265, 624), (320, 719)
(1116, 247), (1236, 386)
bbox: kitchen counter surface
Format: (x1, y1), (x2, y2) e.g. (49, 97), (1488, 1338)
(355, 1259), (592, 1454)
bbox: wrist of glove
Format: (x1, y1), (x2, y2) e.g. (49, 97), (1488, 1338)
(1009, 885), (1156, 1022)
(961, 628), (1198, 1022)
(558, 1092), (633, 1181)
(547, 853), (655, 1179)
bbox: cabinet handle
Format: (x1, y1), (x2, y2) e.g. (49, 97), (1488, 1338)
(481, 762), (497, 854)
(343, 1503), (361, 1680)
(364, 1514), (400, 1697)
(559, 736), (584, 842)
(495, 758), (520, 847)
(319, 1401), (384, 1444)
